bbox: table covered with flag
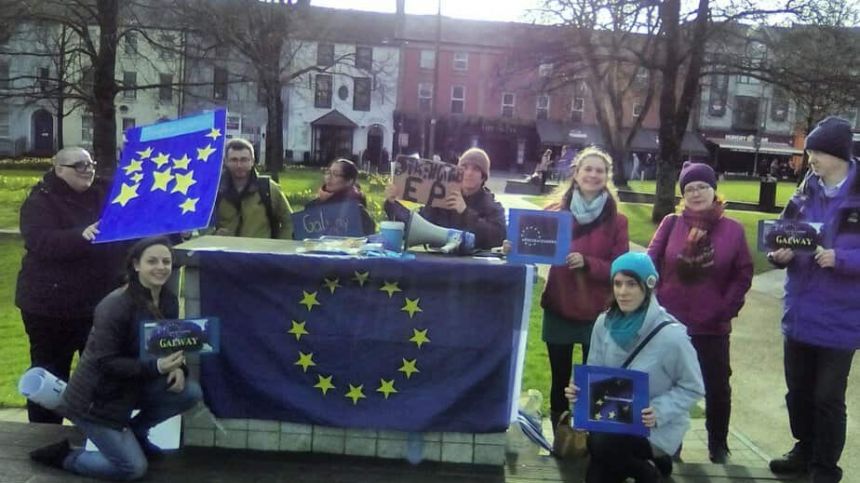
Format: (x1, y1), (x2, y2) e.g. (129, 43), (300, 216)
(188, 241), (532, 434)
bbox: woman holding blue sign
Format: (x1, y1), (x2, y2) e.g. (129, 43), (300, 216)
(566, 252), (704, 483)
(305, 158), (376, 236)
(29, 237), (202, 480)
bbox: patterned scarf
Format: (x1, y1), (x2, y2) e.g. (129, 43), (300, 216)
(569, 189), (608, 225)
(677, 201), (724, 283)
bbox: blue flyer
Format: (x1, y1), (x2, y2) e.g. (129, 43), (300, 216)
(140, 318), (220, 358)
(506, 208), (572, 265)
(573, 364), (650, 437)
(291, 201), (364, 240)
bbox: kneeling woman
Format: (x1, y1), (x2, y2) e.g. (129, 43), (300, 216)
(30, 237), (202, 481)
(567, 252), (704, 482)
(305, 158), (376, 236)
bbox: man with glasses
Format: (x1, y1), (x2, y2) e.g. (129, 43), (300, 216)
(15, 147), (128, 424)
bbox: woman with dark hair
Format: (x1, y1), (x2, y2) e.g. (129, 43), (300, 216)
(566, 252), (704, 483)
(29, 236), (202, 481)
(305, 158), (376, 236)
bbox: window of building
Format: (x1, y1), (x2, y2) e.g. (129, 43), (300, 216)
(770, 88), (789, 123)
(708, 74), (728, 117)
(81, 113), (93, 142)
(451, 85), (465, 114)
(501, 92), (515, 118)
(0, 61), (9, 90)
(536, 94), (550, 120)
(539, 63), (552, 78)
(122, 118), (136, 131)
(124, 32), (137, 55)
(419, 50), (435, 69)
(354, 77), (371, 111)
(315, 74), (332, 108)
(737, 74), (759, 85)
(213, 68), (228, 100)
(453, 52), (468, 71)
(633, 102), (643, 117)
(355, 46), (372, 71)
(317, 43), (334, 67)
(36, 67), (50, 92)
(122, 71), (136, 99)
(418, 82), (433, 113)
(159, 73), (173, 102)
(0, 104), (9, 137)
(571, 97), (584, 123)
(733, 95), (760, 131)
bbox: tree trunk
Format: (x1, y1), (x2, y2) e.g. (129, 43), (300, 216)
(264, 90), (285, 182)
(93, 0), (119, 175)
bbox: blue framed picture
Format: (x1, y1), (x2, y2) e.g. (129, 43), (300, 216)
(140, 318), (220, 359)
(757, 219), (822, 252)
(572, 364), (650, 437)
(506, 209), (572, 265)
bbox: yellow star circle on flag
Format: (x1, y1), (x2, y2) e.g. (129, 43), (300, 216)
(136, 146), (153, 159)
(206, 128), (222, 140)
(314, 375), (335, 395)
(295, 352), (316, 372)
(398, 358), (419, 379)
(401, 297), (422, 318)
(122, 159), (143, 175)
(409, 328), (430, 349)
(322, 277), (341, 294)
(345, 384), (366, 405)
(197, 144), (216, 162)
(379, 281), (402, 298)
(151, 168), (173, 192)
(288, 320), (309, 340)
(179, 197), (199, 214)
(111, 183), (139, 207)
(171, 171), (196, 195)
(299, 291), (320, 311)
(352, 271), (370, 286)
(151, 152), (170, 168)
(173, 154), (192, 170)
(377, 379), (398, 399)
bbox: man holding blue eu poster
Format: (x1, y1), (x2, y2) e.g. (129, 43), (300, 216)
(213, 138), (293, 239)
(16, 147), (127, 424)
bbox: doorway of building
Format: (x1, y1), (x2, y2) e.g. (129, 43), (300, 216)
(365, 124), (383, 172)
(31, 109), (54, 155)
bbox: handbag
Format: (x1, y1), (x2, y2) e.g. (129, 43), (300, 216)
(552, 410), (588, 459)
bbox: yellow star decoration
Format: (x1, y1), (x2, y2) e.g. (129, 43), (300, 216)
(122, 159), (143, 175)
(352, 271), (370, 287)
(314, 375), (335, 395)
(172, 154), (191, 170)
(594, 413), (603, 421)
(151, 152), (170, 168)
(608, 411), (616, 420)
(295, 352), (316, 373)
(401, 297), (422, 318)
(409, 328), (430, 348)
(206, 128), (222, 140)
(398, 358), (419, 379)
(377, 379), (398, 399)
(111, 183), (139, 207)
(130, 172), (143, 184)
(595, 398), (604, 406)
(322, 277), (341, 294)
(151, 168), (173, 192)
(136, 146), (153, 159)
(379, 281), (402, 298)
(197, 144), (216, 162)
(299, 291), (321, 311)
(179, 197), (199, 214)
(345, 384), (366, 405)
(288, 320), (309, 340)
(171, 171), (196, 195)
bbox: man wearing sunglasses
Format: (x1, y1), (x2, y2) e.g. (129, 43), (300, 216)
(15, 147), (128, 424)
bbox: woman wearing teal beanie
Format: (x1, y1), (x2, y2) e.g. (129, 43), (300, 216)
(566, 252), (704, 482)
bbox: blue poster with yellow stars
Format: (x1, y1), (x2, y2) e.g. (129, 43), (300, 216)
(197, 251), (531, 433)
(93, 109), (226, 243)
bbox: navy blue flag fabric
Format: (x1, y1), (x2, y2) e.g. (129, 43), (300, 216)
(94, 110), (227, 243)
(198, 251), (528, 433)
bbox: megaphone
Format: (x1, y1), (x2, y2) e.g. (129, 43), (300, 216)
(405, 211), (476, 254)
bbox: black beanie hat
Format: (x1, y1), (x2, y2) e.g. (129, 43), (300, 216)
(805, 116), (854, 162)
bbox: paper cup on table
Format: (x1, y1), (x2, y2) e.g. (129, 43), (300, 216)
(18, 367), (66, 410)
(379, 221), (405, 253)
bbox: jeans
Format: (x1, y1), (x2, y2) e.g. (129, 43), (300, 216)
(784, 337), (855, 482)
(64, 377), (202, 480)
(690, 334), (731, 452)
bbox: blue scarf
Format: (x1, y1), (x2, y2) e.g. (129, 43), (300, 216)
(569, 189), (608, 225)
(605, 298), (649, 349)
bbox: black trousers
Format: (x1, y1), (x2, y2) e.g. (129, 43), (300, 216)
(547, 343), (590, 427)
(21, 311), (92, 424)
(784, 337), (855, 482)
(690, 334), (732, 452)
(587, 433), (664, 483)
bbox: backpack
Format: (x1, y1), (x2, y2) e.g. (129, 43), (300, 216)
(256, 175), (278, 239)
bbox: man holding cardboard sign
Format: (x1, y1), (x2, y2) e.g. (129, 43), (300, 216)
(384, 148), (506, 250)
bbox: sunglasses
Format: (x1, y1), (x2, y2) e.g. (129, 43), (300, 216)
(60, 161), (97, 173)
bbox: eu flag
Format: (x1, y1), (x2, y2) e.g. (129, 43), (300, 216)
(94, 110), (227, 243)
(198, 251), (530, 433)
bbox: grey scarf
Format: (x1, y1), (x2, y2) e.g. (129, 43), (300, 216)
(569, 189), (608, 225)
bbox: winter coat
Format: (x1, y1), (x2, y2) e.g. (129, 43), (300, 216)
(304, 185), (377, 236)
(213, 170), (293, 239)
(647, 213), (753, 336)
(15, 170), (127, 318)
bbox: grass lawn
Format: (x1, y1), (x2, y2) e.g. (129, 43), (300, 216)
(0, 238), (27, 408)
(626, 179), (797, 206)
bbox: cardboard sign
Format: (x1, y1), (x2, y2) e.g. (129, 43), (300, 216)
(392, 155), (463, 208)
(292, 201), (364, 240)
(506, 209), (572, 265)
(757, 219), (822, 252)
(140, 318), (220, 358)
(573, 365), (650, 437)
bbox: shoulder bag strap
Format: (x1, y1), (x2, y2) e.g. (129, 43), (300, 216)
(621, 321), (673, 369)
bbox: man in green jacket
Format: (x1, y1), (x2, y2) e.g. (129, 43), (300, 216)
(213, 138), (293, 239)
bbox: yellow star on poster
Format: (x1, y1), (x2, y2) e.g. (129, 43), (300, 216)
(136, 146), (153, 159)
(151, 168), (173, 191)
(595, 398), (604, 406)
(111, 183), (139, 207)
(594, 413), (603, 421)
(179, 197), (198, 214)
(130, 172), (143, 184)
(172, 154), (191, 170)
(171, 171), (196, 195)
(314, 375), (335, 395)
(122, 159), (143, 175)
(299, 291), (320, 311)
(288, 320), (309, 340)
(294, 352), (316, 372)
(352, 271), (369, 287)
(206, 128), (222, 140)
(409, 328), (430, 348)
(151, 152), (170, 168)
(322, 277), (341, 294)
(379, 281), (402, 298)
(345, 384), (366, 405)
(608, 411), (616, 420)
(197, 144), (216, 162)
(398, 358), (419, 379)
(377, 379), (398, 399)
(401, 298), (422, 318)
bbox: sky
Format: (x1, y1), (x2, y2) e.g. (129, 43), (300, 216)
(310, 0), (542, 23)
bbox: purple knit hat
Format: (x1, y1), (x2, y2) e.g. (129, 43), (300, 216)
(679, 161), (717, 192)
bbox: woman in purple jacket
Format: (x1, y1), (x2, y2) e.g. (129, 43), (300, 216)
(647, 162), (753, 463)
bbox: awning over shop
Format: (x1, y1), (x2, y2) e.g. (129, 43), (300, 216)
(707, 137), (802, 156)
(310, 109), (358, 128)
(536, 120), (603, 147)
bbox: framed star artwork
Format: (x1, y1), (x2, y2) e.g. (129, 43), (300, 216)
(140, 317), (220, 359)
(506, 208), (572, 265)
(572, 364), (649, 437)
